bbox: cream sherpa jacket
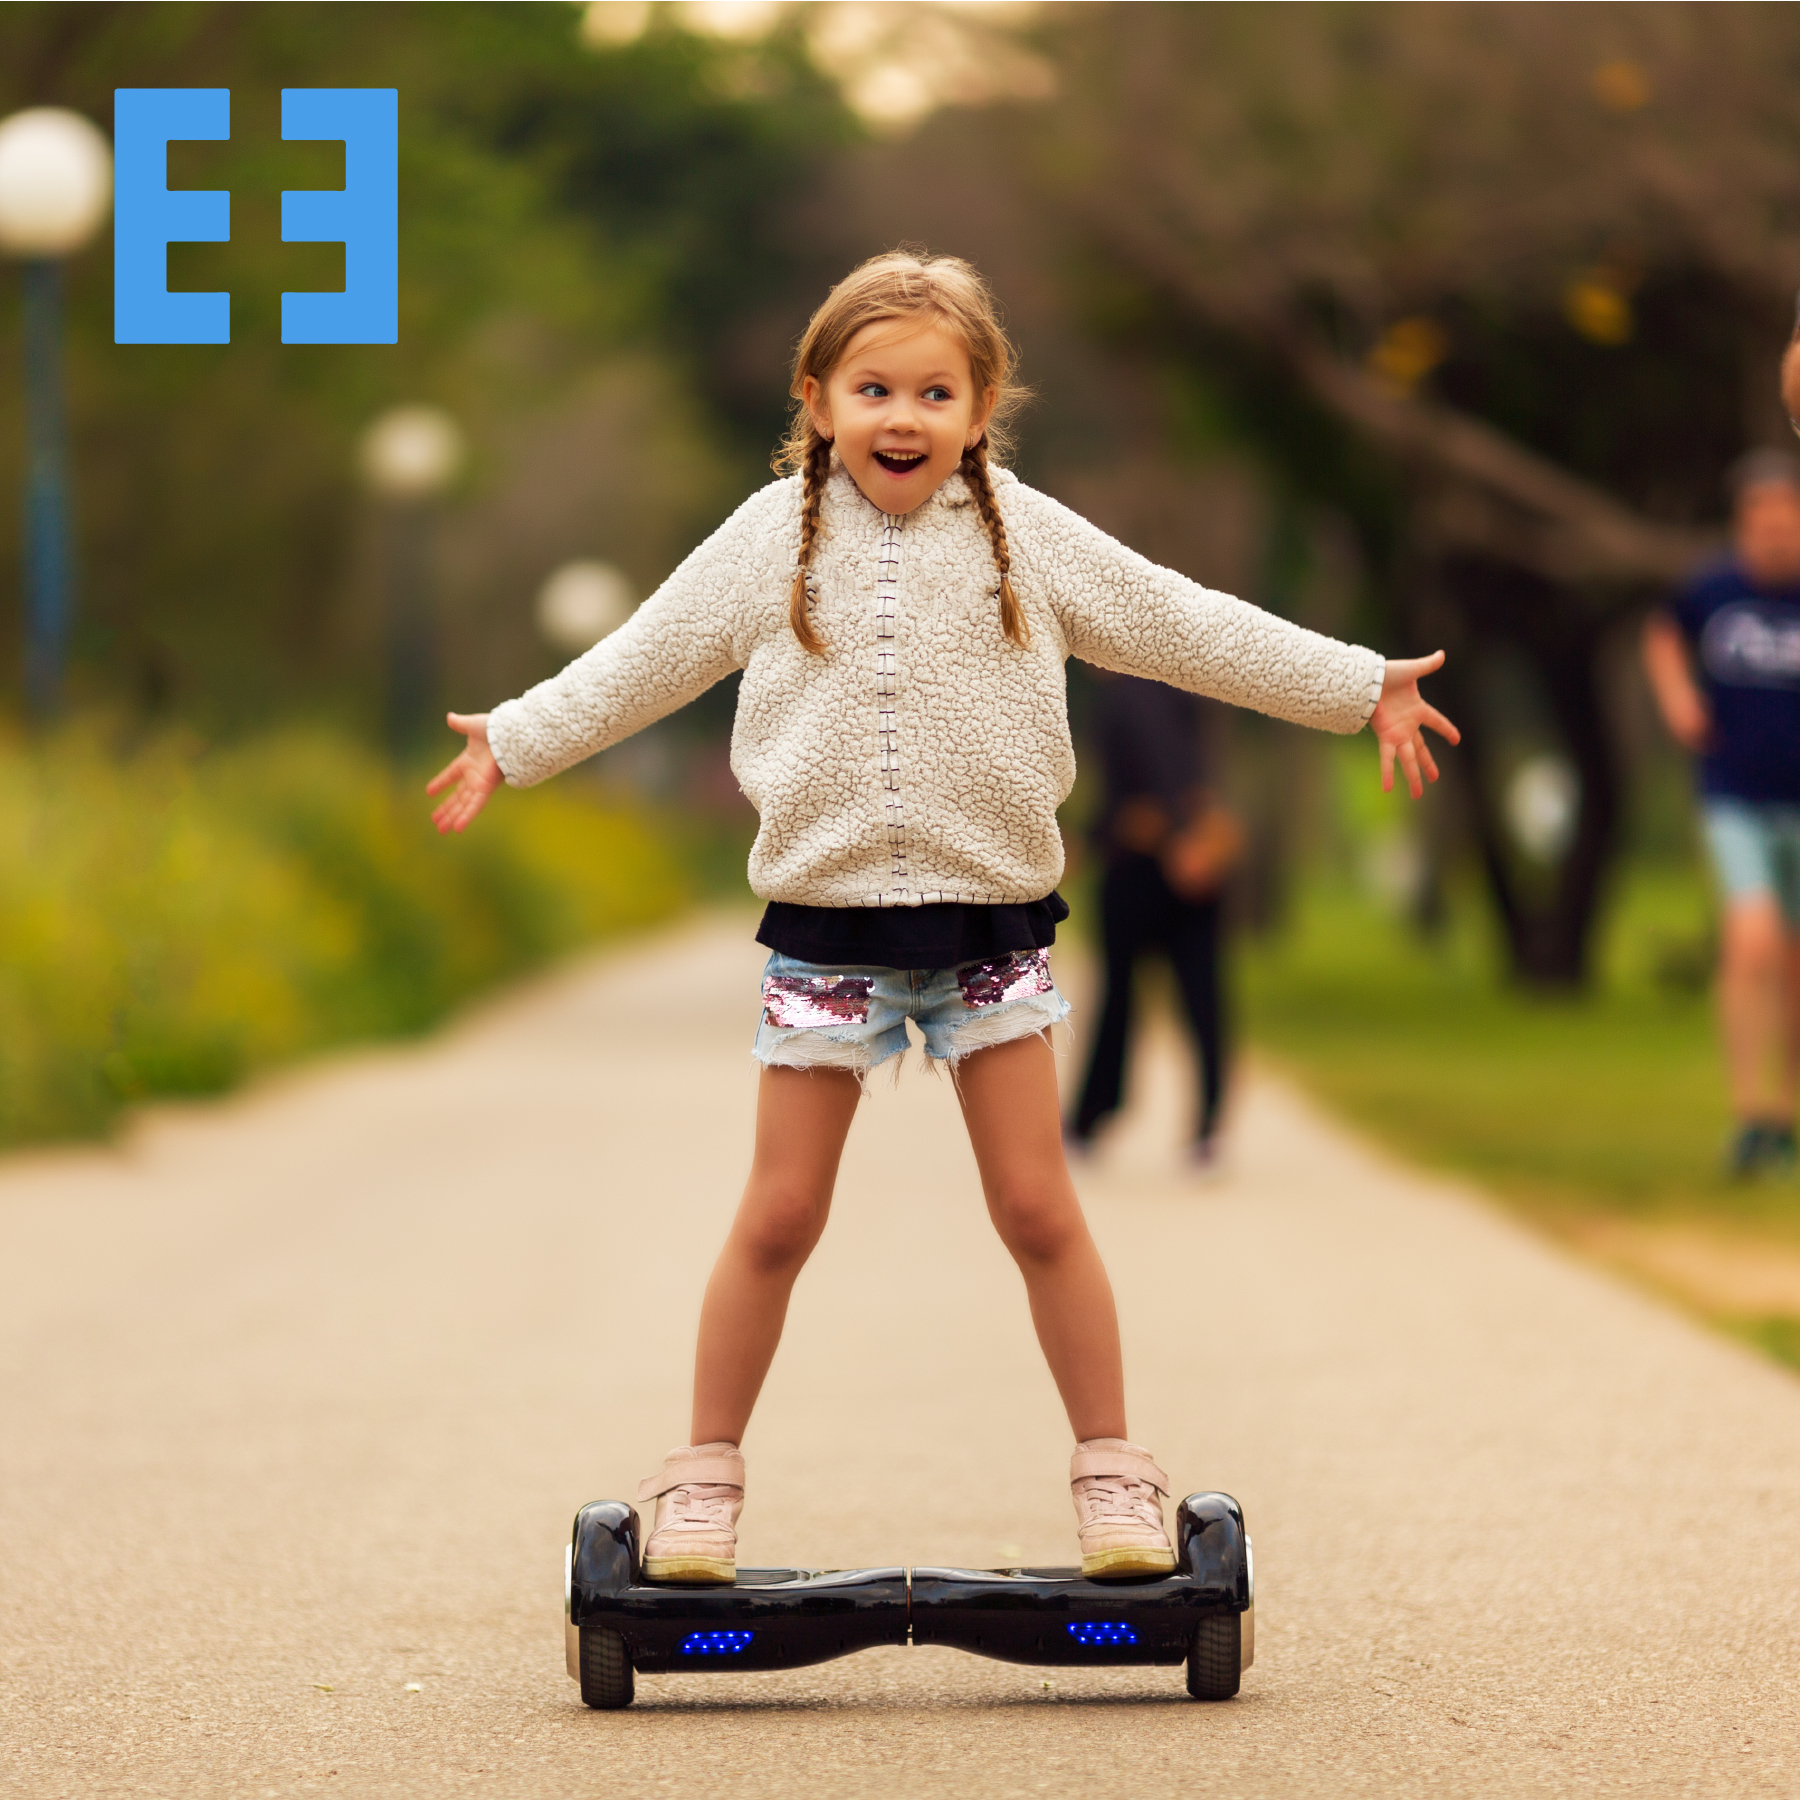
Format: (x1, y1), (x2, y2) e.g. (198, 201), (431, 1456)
(488, 464), (1385, 908)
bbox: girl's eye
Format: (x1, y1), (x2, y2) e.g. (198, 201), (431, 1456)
(857, 383), (888, 399)
(924, 386), (952, 402)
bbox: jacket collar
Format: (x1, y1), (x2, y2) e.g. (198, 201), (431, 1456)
(825, 457), (1012, 523)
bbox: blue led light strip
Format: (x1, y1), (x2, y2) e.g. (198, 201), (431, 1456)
(678, 1630), (755, 1655)
(1066, 1620), (1138, 1646)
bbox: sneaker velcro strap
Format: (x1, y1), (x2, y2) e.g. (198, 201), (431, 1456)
(1070, 1446), (1169, 1492)
(636, 1455), (744, 1502)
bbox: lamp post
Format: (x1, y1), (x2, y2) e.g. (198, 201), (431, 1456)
(0, 108), (112, 720)
(359, 405), (465, 757)
(535, 559), (633, 655)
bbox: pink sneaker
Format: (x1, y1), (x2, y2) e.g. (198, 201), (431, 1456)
(1070, 1438), (1177, 1579)
(636, 1442), (744, 1585)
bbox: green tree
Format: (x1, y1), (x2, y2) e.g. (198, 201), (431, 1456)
(0, 3), (854, 732)
(1027, 0), (1800, 983)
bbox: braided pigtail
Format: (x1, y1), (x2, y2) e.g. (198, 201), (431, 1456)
(787, 429), (832, 655)
(961, 435), (1029, 648)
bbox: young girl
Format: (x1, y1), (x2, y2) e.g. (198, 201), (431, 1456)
(428, 251), (1456, 1585)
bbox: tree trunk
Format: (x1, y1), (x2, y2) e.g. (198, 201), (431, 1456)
(1424, 555), (1627, 989)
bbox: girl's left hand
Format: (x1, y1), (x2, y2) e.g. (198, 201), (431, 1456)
(1369, 651), (1461, 799)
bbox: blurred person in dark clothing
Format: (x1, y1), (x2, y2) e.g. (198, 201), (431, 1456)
(1643, 448), (1800, 1179)
(1067, 672), (1244, 1168)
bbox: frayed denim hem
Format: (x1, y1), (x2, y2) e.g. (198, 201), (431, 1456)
(751, 1029), (907, 1094)
(938, 990), (1071, 1067)
(751, 994), (1071, 1091)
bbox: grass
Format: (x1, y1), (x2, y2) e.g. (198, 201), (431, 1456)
(0, 722), (688, 1148)
(1237, 869), (1754, 1221)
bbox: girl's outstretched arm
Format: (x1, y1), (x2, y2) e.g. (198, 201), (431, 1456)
(482, 483), (786, 792)
(1026, 486), (1385, 736)
(1369, 652), (1460, 799)
(427, 712), (503, 833)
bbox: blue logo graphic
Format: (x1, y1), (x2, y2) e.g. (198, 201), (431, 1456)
(113, 87), (397, 346)
(1700, 601), (1800, 691)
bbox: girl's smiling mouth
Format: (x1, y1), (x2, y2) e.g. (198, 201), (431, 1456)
(872, 449), (928, 474)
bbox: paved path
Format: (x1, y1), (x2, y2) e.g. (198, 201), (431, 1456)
(4, 916), (1799, 1799)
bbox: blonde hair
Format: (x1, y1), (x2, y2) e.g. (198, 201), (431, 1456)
(774, 249), (1029, 655)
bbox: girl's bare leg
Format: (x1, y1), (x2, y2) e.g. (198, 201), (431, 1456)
(690, 1065), (861, 1446)
(954, 1032), (1128, 1442)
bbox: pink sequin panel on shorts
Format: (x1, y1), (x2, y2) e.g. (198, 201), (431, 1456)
(956, 948), (1054, 1009)
(761, 973), (875, 1029)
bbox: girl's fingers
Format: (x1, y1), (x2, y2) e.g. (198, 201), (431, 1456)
(1380, 735), (1396, 793)
(425, 756), (463, 797)
(1417, 733), (1441, 785)
(1386, 650), (1445, 684)
(428, 745), (498, 833)
(1418, 702), (1461, 745)
(1398, 737), (1423, 799)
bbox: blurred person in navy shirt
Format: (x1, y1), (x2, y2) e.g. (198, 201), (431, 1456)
(1643, 449), (1800, 1178)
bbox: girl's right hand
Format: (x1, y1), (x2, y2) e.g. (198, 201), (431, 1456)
(427, 712), (503, 834)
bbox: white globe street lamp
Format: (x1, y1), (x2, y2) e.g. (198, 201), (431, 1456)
(358, 405), (466, 755)
(0, 107), (112, 719)
(1505, 753), (1580, 864)
(359, 405), (466, 501)
(0, 108), (112, 255)
(536, 560), (634, 654)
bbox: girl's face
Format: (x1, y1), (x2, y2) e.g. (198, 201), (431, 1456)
(804, 317), (997, 516)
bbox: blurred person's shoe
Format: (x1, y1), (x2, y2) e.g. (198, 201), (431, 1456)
(1062, 1123), (1096, 1164)
(638, 1442), (743, 1584)
(1071, 1438), (1178, 1579)
(1764, 1122), (1798, 1178)
(1185, 1133), (1224, 1180)
(1728, 1122), (1766, 1180)
(1728, 1120), (1798, 1180)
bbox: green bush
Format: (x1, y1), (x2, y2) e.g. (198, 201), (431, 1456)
(0, 724), (686, 1147)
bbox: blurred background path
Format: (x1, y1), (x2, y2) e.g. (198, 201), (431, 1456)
(4, 917), (1800, 1800)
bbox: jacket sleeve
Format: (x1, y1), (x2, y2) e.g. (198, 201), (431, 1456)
(1024, 487), (1385, 735)
(486, 483), (790, 788)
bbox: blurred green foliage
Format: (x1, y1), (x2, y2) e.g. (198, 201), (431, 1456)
(1241, 871), (1731, 1217)
(0, 3), (857, 728)
(1737, 1315), (1800, 1373)
(0, 723), (686, 1146)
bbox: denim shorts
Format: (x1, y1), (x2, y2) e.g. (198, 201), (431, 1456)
(1703, 799), (1800, 928)
(752, 947), (1071, 1077)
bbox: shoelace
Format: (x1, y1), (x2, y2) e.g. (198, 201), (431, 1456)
(659, 1481), (739, 1535)
(1074, 1473), (1162, 1529)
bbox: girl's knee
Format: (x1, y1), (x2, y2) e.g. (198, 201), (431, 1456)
(736, 1184), (829, 1272)
(988, 1178), (1080, 1265)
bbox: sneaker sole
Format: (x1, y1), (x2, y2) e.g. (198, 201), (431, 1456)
(642, 1555), (735, 1585)
(1081, 1546), (1178, 1579)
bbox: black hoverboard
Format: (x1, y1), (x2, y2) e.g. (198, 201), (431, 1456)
(564, 1491), (1253, 1708)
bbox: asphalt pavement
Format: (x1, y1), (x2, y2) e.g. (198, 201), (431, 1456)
(4, 915), (1798, 1798)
